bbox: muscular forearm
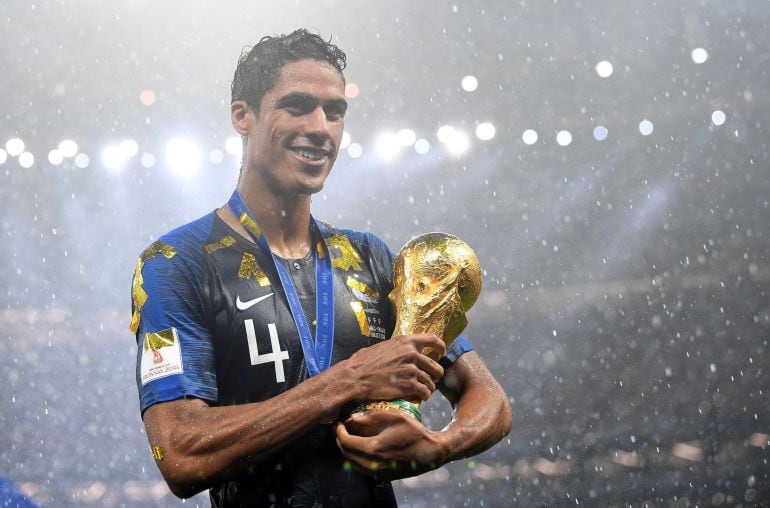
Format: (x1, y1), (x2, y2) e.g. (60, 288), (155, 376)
(436, 352), (512, 463)
(144, 361), (360, 498)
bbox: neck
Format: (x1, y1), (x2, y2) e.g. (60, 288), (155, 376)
(235, 180), (313, 260)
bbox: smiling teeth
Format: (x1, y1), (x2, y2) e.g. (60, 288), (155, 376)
(293, 148), (325, 161)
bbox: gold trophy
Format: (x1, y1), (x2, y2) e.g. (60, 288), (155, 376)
(352, 232), (482, 422)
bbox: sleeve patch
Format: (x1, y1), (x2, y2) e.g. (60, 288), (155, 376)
(141, 328), (184, 385)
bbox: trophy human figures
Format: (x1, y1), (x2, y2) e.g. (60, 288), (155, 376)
(352, 232), (482, 422)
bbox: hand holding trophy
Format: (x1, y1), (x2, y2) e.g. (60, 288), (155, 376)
(352, 232), (482, 422)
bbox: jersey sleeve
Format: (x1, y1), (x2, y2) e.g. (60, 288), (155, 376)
(131, 239), (218, 414)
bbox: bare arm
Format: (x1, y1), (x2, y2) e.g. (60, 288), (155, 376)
(142, 333), (446, 498)
(336, 351), (511, 479)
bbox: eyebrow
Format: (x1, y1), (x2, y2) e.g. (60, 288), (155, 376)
(277, 92), (348, 111)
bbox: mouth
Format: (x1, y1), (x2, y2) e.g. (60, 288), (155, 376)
(288, 146), (332, 164)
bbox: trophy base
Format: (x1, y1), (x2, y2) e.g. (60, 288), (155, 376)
(351, 399), (422, 423)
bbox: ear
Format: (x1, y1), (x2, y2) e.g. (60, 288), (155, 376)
(231, 101), (253, 135)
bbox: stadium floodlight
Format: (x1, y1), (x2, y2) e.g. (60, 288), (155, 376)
(396, 129), (416, 147)
(102, 144), (127, 171)
(375, 132), (400, 161)
(166, 137), (201, 176)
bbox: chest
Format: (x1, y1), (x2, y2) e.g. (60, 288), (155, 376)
(205, 244), (394, 405)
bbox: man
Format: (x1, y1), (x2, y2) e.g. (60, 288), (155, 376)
(130, 29), (511, 507)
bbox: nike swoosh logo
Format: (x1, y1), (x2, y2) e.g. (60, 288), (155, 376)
(236, 292), (274, 311)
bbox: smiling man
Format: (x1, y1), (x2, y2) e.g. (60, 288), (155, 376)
(130, 29), (511, 507)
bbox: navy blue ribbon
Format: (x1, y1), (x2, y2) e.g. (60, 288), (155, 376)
(228, 190), (335, 377)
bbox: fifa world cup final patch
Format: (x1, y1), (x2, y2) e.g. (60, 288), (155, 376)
(141, 328), (184, 385)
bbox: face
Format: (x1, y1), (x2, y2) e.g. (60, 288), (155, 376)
(237, 59), (347, 198)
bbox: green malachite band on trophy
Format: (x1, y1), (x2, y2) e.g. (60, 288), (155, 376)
(353, 399), (423, 422)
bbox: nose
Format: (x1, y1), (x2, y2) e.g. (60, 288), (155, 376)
(304, 106), (332, 144)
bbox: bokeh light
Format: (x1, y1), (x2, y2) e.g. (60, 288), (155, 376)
(209, 149), (224, 165)
(595, 60), (613, 78)
(691, 47), (709, 64)
(445, 130), (470, 155)
(102, 144), (127, 171)
(711, 110), (726, 126)
(74, 153), (90, 168)
(461, 75), (479, 92)
(166, 138), (201, 176)
(140, 153), (156, 168)
(522, 129), (538, 145)
(396, 128), (416, 147)
(58, 140), (78, 158)
(414, 138), (431, 154)
(375, 132), (401, 160)
(639, 119), (655, 136)
(347, 142), (363, 159)
(6, 138), (25, 157)
(0, 149), (7, 165)
(593, 125), (608, 141)
(139, 90), (157, 106)
(18, 151), (34, 168)
(224, 136), (242, 157)
(476, 122), (496, 141)
(48, 149), (64, 166)
(556, 130), (573, 146)
(120, 139), (139, 158)
(344, 82), (359, 98)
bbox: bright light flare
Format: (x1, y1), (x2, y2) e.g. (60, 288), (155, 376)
(461, 75), (478, 92)
(445, 130), (470, 156)
(6, 138), (25, 157)
(0, 149), (7, 165)
(375, 132), (401, 160)
(58, 140), (78, 158)
(522, 129), (538, 145)
(166, 138), (201, 176)
(19, 152), (35, 168)
(102, 144), (127, 171)
(556, 130), (573, 146)
(120, 139), (139, 157)
(48, 150), (64, 165)
(691, 47), (708, 64)
(396, 129), (416, 147)
(711, 110), (726, 126)
(595, 60), (613, 78)
(475, 122), (496, 141)
(639, 119), (654, 136)
(224, 136), (242, 156)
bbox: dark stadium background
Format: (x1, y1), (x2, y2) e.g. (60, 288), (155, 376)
(1, 1), (768, 506)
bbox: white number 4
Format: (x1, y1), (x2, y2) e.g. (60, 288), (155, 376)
(244, 320), (289, 383)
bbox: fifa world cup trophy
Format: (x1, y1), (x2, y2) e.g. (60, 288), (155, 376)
(353, 232), (482, 422)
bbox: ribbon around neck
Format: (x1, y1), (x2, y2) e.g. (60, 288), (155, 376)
(227, 190), (335, 377)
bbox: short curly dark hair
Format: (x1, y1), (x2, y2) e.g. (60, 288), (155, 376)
(231, 28), (347, 114)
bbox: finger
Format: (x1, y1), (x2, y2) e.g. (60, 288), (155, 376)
(413, 354), (445, 383)
(412, 333), (447, 358)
